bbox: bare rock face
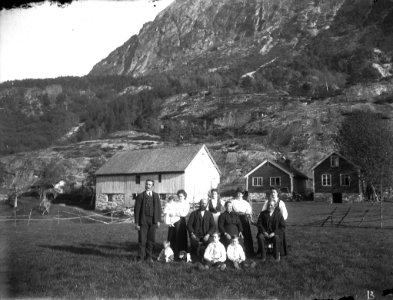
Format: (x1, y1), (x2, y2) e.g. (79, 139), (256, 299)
(89, 0), (348, 77)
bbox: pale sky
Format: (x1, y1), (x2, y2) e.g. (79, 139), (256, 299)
(0, 0), (174, 83)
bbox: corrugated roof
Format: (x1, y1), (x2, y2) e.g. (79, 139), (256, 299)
(96, 144), (206, 175)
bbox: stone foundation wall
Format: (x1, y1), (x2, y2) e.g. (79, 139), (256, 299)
(314, 193), (332, 203)
(248, 192), (268, 202)
(314, 193), (363, 203)
(96, 193), (125, 211)
(343, 193), (363, 203)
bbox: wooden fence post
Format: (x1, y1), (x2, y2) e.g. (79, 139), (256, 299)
(28, 209), (32, 226)
(57, 209), (60, 225)
(14, 210), (16, 226)
(358, 209), (369, 227)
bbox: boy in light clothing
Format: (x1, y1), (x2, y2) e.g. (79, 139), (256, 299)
(202, 232), (227, 270)
(227, 236), (256, 270)
(157, 240), (174, 263)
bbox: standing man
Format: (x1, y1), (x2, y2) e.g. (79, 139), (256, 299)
(134, 179), (162, 262)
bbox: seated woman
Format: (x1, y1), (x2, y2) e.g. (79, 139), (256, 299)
(218, 200), (243, 248)
(256, 200), (286, 262)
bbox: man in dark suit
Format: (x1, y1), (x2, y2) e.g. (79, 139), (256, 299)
(256, 200), (286, 262)
(187, 198), (216, 261)
(134, 179), (162, 262)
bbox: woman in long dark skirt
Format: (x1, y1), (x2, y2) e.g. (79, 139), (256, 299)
(167, 189), (190, 260)
(232, 186), (255, 257)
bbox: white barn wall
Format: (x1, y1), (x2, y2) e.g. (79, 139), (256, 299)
(184, 147), (220, 204)
(97, 173), (185, 195)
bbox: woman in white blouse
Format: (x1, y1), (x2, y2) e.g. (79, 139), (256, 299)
(232, 186), (254, 257)
(167, 189), (190, 260)
(261, 187), (288, 220)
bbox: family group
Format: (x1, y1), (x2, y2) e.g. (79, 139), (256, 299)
(133, 179), (288, 270)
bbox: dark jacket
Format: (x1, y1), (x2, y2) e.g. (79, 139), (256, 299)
(218, 211), (243, 236)
(134, 191), (162, 225)
(257, 208), (287, 256)
(187, 209), (216, 237)
(256, 209), (285, 237)
(208, 198), (223, 214)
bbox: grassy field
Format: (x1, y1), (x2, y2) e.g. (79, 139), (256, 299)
(1, 199), (393, 299)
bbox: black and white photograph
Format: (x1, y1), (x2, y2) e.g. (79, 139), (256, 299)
(0, 0), (393, 299)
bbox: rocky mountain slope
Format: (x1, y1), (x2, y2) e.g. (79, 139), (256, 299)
(1, 0), (393, 195)
(90, 0), (393, 96)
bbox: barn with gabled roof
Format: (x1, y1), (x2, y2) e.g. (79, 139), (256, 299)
(95, 144), (221, 211)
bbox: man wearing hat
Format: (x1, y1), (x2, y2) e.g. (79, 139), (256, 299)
(232, 186), (254, 257)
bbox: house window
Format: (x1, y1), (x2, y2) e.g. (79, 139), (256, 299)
(158, 173), (162, 183)
(340, 174), (350, 186)
(252, 177), (263, 186)
(322, 174), (332, 186)
(135, 175), (140, 184)
(270, 177), (281, 186)
(331, 155), (339, 167)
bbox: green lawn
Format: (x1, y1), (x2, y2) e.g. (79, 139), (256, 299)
(1, 199), (393, 299)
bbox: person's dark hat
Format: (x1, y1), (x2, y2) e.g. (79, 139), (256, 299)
(235, 186), (245, 194)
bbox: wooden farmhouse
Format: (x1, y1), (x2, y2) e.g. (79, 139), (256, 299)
(95, 144), (221, 211)
(244, 159), (309, 200)
(311, 152), (362, 203)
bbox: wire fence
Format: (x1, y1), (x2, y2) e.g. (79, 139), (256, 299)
(0, 206), (134, 225)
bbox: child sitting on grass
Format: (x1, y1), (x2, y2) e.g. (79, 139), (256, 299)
(157, 240), (174, 263)
(226, 236), (256, 270)
(200, 232), (227, 270)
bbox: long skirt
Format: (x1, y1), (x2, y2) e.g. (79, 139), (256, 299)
(167, 217), (188, 259)
(238, 215), (254, 257)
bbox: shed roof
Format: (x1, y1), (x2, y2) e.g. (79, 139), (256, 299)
(244, 159), (309, 179)
(96, 144), (220, 175)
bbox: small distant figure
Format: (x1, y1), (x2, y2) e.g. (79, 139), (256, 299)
(226, 236), (256, 270)
(157, 240), (174, 263)
(201, 232), (227, 270)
